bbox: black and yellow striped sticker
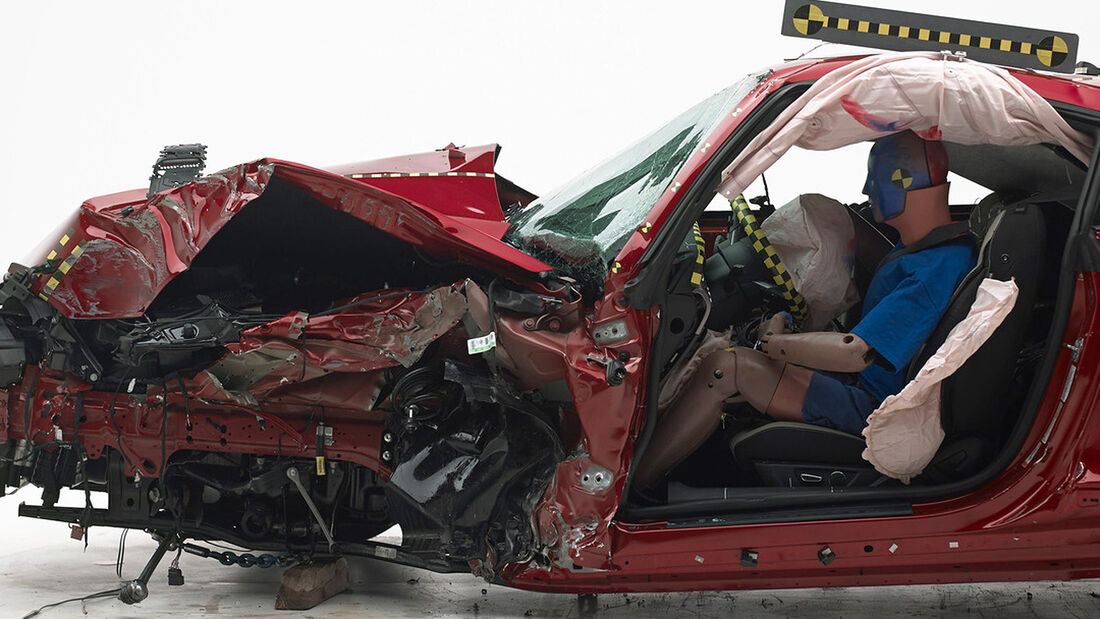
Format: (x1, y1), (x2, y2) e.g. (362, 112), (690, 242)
(691, 222), (705, 286)
(347, 171), (495, 180)
(39, 231), (84, 301)
(782, 0), (1078, 72)
(730, 196), (809, 322)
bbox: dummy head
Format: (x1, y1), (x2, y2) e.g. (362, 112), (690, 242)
(863, 131), (948, 223)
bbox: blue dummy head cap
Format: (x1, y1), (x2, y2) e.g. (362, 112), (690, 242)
(863, 131), (948, 222)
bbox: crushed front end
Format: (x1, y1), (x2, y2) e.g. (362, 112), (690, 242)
(0, 152), (646, 592)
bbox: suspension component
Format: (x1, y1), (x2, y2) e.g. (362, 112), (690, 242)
(285, 467), (337, 553)
(118, 533), (179, 605)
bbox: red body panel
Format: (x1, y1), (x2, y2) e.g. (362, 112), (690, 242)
(551, 56), (1100, 590)
(3, 54), (1100, 594)
(329, 143), (511, 221)
(506, 272), (1100, 592)
(31, 157), (551, 319)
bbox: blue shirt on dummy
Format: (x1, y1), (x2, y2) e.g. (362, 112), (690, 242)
(850, 238), (977, 402)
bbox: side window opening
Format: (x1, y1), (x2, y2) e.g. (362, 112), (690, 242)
(635, 137), (1084, 510)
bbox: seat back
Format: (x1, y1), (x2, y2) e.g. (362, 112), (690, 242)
(909, 199), (1046, 479)
(728, 198), (1046, 487)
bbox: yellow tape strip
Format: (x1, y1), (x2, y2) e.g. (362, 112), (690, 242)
(39, 233), (79, 300)
(730, 196), (809, 321)
(691, 222), (705, 286)
(347, 172), (495, 179)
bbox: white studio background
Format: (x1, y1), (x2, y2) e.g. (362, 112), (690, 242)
(1, 1), (1097, 266)
(0, 1), (1096, 611)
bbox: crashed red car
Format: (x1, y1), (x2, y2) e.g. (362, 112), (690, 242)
(3, 4), (1100, 602)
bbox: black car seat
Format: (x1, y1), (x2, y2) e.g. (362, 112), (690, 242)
(729, 197), (1045, 487)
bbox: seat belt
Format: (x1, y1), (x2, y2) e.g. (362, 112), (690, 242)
(875, 222), (971, 272)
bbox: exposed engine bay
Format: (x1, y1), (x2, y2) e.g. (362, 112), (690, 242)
(0, 165), (620, 591)
(1, 271), (575, 571)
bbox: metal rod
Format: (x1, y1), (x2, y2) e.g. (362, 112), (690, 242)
(118, 533), (176, 604)
(285, 467), (336, 553)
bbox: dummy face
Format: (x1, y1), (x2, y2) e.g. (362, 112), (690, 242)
(862, 131), (948, 223)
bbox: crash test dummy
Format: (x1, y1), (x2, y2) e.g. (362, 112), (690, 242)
(634, 131), (978, 489)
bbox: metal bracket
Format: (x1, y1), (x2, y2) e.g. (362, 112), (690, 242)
(1065, 337), (1085, 362)
(584, 351), (631, 386)
(579, 465), (613, 492)
(592, 320), (630, 345)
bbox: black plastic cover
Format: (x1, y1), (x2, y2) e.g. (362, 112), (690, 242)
(0, 321), (26, 387)
(148, 144), (208, 198)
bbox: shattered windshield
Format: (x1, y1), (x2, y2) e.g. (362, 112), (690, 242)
(505, 72), (765, 292)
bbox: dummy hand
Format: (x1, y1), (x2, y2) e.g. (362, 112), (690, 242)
(758, 312), (792, 345)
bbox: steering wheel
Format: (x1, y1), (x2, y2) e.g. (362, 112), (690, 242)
(729, 194), (809, 323)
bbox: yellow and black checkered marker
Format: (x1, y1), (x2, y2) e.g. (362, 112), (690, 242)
(690, 222), (705, 286)
(730, 195), (809, 322)
(782, 0), (1078, 72)
(38, 231), (85, 301)
(891, 168), (913, 189)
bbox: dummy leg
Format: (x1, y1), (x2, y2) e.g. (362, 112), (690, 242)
(633, 347), (799, 489)
(765, 364), (813, 422)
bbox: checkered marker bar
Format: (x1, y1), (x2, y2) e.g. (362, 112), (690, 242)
(730, 196), (809, 322)
(782, 0), (1078, 73)
(347, 172), (495, 179)
(38, 231), (83, 301)
(691, 222), (705, 286)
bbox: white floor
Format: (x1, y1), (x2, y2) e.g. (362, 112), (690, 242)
(3, 486), (1100, 618)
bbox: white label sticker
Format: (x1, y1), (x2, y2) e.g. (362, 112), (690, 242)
(467, 331), (497, 355)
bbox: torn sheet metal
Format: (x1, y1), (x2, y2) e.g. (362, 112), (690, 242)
(201, 281), (472, 405)
(32, 160), (552, 320)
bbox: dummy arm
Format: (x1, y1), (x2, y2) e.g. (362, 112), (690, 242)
(758, 314), (874, 373)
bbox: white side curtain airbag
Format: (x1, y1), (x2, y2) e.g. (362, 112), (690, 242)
(861, 277), (1019, 483)
(717, 53), (1093, 200)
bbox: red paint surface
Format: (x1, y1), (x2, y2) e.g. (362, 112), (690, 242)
(3, 54), (1100, 594)
(34, 157), (552, 319)
(506, 271), (1100, 592)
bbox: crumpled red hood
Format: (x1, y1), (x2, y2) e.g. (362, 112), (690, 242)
(29, 155), (552, 319)
(326, 142), (536, 224)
